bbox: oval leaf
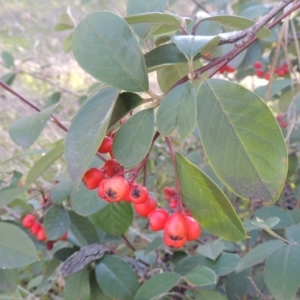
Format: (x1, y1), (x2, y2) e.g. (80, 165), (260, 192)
(197, 79), (287, 202)
(0, 222), (39, 268)
(65, 88), (119, 186)
(9, 103), (58, 148)
(176, 153), (246, 241)
(95, 255), (139, 300)
(72, 12), (149, 92)
(0, 187), (27, 208)
(185, 266), (217, 287)
(134, 272), (181, 300)
(0, 269), (18, 292)
(113, 109), (155, 168)
(156, 82), (197, 138)
(91, 202), (133, 236)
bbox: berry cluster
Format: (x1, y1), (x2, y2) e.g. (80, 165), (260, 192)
(219, 65), (235, 74)
(82, 136), (202, 248)
(276, 114), (288, 128)
(253, 61), (289, 80)
(22, 214), (67, 250)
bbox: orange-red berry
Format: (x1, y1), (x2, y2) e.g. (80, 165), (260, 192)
(60, 232), (68, 240)
(36, 226), (47, 241)
(148, 209), (169, 231)
(280, 121), (288, 128)
(127, 184), (148, 204)
(98, 177), (129, 202)
(83, 168), (105, 190)
(163, 187), (177, 200)
(164, 212), (187, 242)
(30, 222), (41, 235)
(22, 214), (36, 228)
(134, 196), (157, 217)
(186, 216), (201, 241)
(103, 159), (121, 177)
(163, 232), (187, 248)
(255, 69), (264, 77)
(253, 61), (262, 69)
(264, 73), (270, 80)
(226, 65), (235, 73)
(98, 136), (113, 153)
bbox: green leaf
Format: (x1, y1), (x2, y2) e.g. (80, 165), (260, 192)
(44, 205), (69, 240)
(254, 206), (293, 229)
(236, 240), (285, 272)
(0, 187), (27, 208)
(0, 269), (18, 292)
(176, 153), (246, 241)
(70, 183), (106, 216)
(285, 224), (300, 244)
(125, 12), (181, 26)
(90, 270), (111, 300)
(134, 272), (181, 300)
(50, 176), (73, 204)
(65, 88), (119, 187)
(254, 79), (291, 99)
(225, 269), (250, 300)
(9, 103), (58, 148)
(55, 12), (75, 31)
(145, 236), (164, 253)
(91, 202), (133, 236)
(26, 140), (64, 185)
(0, 222), (39, 268)
(185, 266), (217, 287)
(195, 290), (227, 300)
(43, 92), (61, 109)
(113, 109), (155, 168)
(72, 11), (149, 92)
(173, 35), (220, 60)
(251, 217), (280, 229)
(43, 258), (61, 280)
(156, 82), (197, 138)
(201, 15), (271, 39)
(2, 51), (14, 68)
(197, 79), (287, 203)
(127, 0), (168, 39)
(63, 33), (73, 53)
(197, 240), (224, 261)
(264, 244), (300, 300)
(1, 73), (16, 85)
(63, 268), (90, 300)
(68, 211), (99, 247)
(96, 255), (139, 300)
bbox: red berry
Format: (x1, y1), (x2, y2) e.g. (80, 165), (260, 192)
(134, 196), (157, 217)
(255, 69), (264, 77)
(163, 232), (187, 248)
(219, 66), (227, 74)
(164, 212), (187, 242)
(226, 65), (235, 73)
(253, 61), (262, 69)
(98, 177), (129, 202)
(36, 226), (47, 241)
(98, 136), (113, 153)
(83, 168), (105, 190)
(276, 114), (283, 121)
(148, 209), (169, 231)
(169, 198), (178, 209)
(280, 121), (288, 128)
(126, 184), (148, 204)
(22, 214), (36, 228)
(276, 68), (285, 77)
(30, 222), (41, 235)
(264, 73), (270, 80)
(186, 216), (201, 241)
(103, 159), (121, 177)
(163, 187), (177, 200)
(60, 232), (68, 240)
(46, 241), (55, 250)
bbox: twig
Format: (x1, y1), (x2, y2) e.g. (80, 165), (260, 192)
(247, 276), (272, 300)
(121, 234), (136, 251)
(190, 0), (210, 14)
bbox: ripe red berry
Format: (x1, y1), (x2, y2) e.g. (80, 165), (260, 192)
(276, 114), (283, 121)
(226, 65), (235, 73)
(276, 68), (285, 77)
(134, 196), (157, 217)
(148, 209), (169, 231)
(169, 198), (178, 209)
(83, 168), (105, 190)
(163, 187), (177, 200)
(164, 212), (187, 242)
(22, 214), (36, 228)
(36, 226), (47, 241)
(280, 121), (288, 128)
(126, 184), (148, 204)
(255, 69), (264, 77)
(253, 61), (262, 69)
(98, 177), (129, 202)
(98, 136), (113, 153)
(60, 232), (68, 240)
(46, 241), (55, 250)
(163, 232), (187, 248)
(264, 73), (270, 80)
(30, 222), (41, 235)
(186, 216), (201, 241)
(103, 159), (121, 177)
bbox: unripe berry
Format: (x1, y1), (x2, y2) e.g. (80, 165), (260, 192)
(83, 168), (105, 190)
(98, 136), (113, 153)
(163, 232), (187, 248)
(103, 159), (121, 177)
(134, 196), (157, 217)
(164, 212), (187, 242)
(253, 61), (262, 69)
(98, 177), (129, 202)
(36, 226), (47, 241)
(22, 214), (36, 228)
(186, 216), (201, 241)
(148, 209), (169, 231)
(127, 184), (148, 204)
(30, 222), (41, 235)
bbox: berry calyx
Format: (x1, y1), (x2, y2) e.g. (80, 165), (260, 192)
(148, 209), (169, 231)
(98, 136), (113, 153)
(98, 177), (129, 202)
(163, 232), (187, 248)
(164, 212), (187, 242)
(134, 196), (157, 217)
(22, 214), (36, 228)
(36, 226), (47, 241)
(103, 159), (121, 177)
(127, 184), (148, 204)
(30, 222), (41, 235)
(186, 216), (201, 241)
(83, 168), (105, 190)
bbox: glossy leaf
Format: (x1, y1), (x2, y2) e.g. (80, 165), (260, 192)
(197, 79), (287, 203)
(26, 140), (64, 185)
(0, 222), (39, 268)
(63, 268), (90, 300)
(96, 255), (139, 300)
(201, 15), (271, 39)
(236, 240), (285, 272)
(176, 153), (246, 241)
(285, 224), (300, 244)
(91, 202), (133, 236)
(197, 240), (224, 261)
(134, 272), (181, 300)
(125, 12), (181, 26)
(0, 187), (27, 208)
(173, 35), (220, 60)
(72, 12), (149, 91)
(113, 109), (155, 168)
(156, 82), (197, 138)
(225, 269), (250, 300)
(65, 88), (119, 186)
(185, 266), (217, 287)
(44, 205), (69, 240)
(195, 290), (227, 300)
(55, 12), (75, 31)
(264, 244), (300, 300)
(9, 103), (58, 148)
(70, 183), (106, 216)
(90, 271), (111, 300)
